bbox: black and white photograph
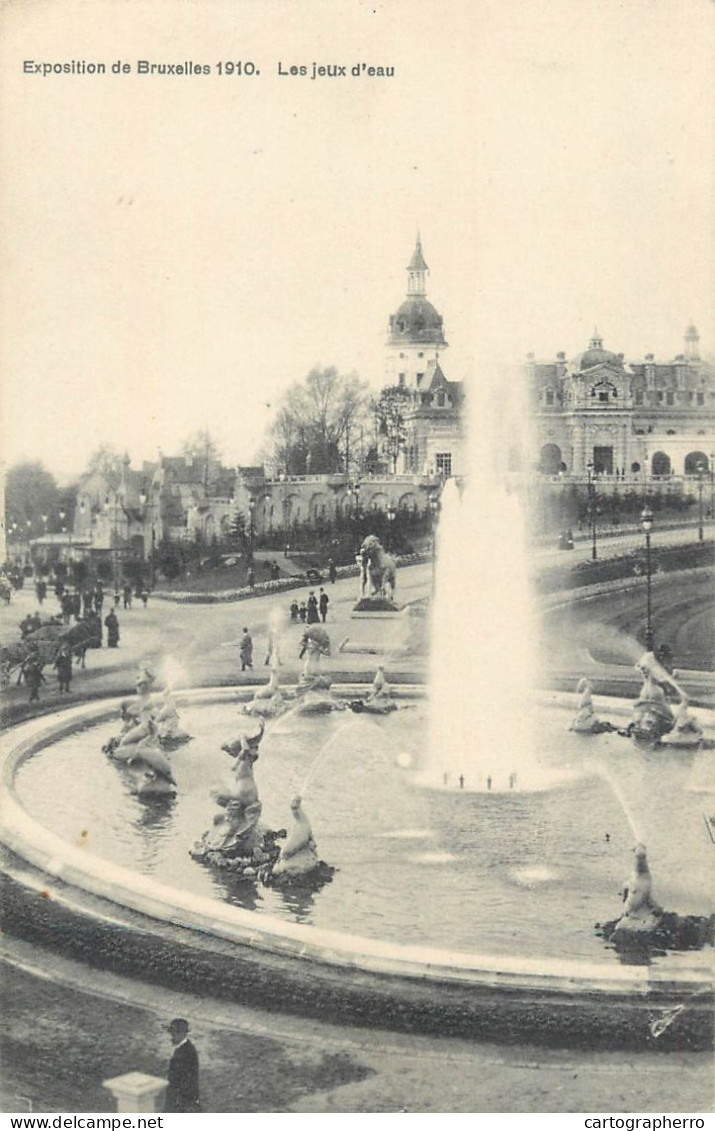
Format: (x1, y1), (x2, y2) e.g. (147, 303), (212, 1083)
(0, 0), (713, 1118)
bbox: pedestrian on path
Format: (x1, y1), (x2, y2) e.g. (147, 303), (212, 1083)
(54, 645), (73, 693)
(21, 646), (45, 703)
(164, 1018), (201, 1113)
(240, 627), (253, 671)
(319, 588), (329, 622)
(105, 609), (120, 648)
(306, 591), (319, 624)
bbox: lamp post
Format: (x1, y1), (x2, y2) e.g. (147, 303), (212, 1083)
(349, 480), (361, 551)
(278, 472), (291, 555)
(429, 488), (441, 592)
(247, 496), (255, 565)
(386, 503), (397, 551)
(104, 495), (120, 593)
(709, 452), (715, 521)
(641, 505), (654, 652)
(586, 461), (597, 561)
(139, 489), (156, 587)
(696, 462), (705, 542)
(58, 507), (72, 581)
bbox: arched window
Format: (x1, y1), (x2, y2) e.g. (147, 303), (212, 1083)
(651, 452), (671, 477)
(684, 451), (709, 474)
(538, 443), (562, 475)
(545, 388), (555, 406)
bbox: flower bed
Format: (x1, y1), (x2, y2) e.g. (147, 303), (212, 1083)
(153, 552), (429, 604)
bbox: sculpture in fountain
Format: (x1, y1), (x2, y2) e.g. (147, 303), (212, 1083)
(104, 701), (176, 796)
(124, 717), (177, 796)
(293, 626), (345, 713)
(262, 795), (335, 888)
(243, 664), (285, 718)
(617, 843), (663, 930)
(190, 720), (283, 873)
(103, 664), (192, 755)
(105, 702), (154, 759)
(569, 678), (617, 734)
(153, 687), (192, 747)
(597, 843), (713, 955)
(350, 664), (398, 714)
(570, 678), (600, 733)
(661, 694), (704, 749)
(630, 653), (676, 742)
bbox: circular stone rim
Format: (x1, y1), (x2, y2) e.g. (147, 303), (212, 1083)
(1, 686), (712, 1001)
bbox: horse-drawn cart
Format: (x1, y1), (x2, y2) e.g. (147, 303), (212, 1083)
(0, 617), (101, 687)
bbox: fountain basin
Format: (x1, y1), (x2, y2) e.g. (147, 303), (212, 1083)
(1, 688), (713, 1049)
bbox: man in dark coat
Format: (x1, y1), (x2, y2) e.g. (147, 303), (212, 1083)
(239, 627), (253, 671)
(20, 645), (45, 703)
(54, 645), (73, 693)
(319, 588), (329, 623)
(105, 609), (120, 648)
(328, 558), (337, 584)
(164, 1018), (200, 1113)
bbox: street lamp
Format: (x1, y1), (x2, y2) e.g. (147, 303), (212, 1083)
(104, 495), (120, 592)
(247, 496), (256, 565)
(429, 487), (441, 591)
(641, 505), (654, 652)
(586, 461), (597, 561)
(386, 503), (397, 550)
(58, 507), (72, 580)
(696, 462), (705, 542)
(278, 472), (290, 554)
(349, 480), (362, 551)
(139, 489), (156, 587)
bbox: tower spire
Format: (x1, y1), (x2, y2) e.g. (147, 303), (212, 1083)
(684, 322), (700, 361)
(407, 233), (428, 296)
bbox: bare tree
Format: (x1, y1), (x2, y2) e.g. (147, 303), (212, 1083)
(373, 385), (412, 473)
(266, 367), (371, 475)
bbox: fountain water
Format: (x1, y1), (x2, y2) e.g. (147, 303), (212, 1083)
(426, 476), (544, 791)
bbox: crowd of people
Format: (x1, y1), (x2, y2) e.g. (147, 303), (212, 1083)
(6, 572), (154, 705)
(289, 588), (329, 624)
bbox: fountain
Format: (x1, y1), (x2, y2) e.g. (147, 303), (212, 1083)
(1, 385), (713, 1049)
(426, 476), (544, 792)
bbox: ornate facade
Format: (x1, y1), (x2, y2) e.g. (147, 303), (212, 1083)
(530, 328), (714, 477)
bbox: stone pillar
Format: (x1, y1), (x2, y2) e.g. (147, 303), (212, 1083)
(103, 1072), (166, 1114)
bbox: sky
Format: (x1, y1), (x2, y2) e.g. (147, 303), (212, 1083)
(1, 0), (713, 482)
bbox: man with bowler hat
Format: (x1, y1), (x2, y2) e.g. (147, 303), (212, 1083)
(165, 1018), (200, 1112)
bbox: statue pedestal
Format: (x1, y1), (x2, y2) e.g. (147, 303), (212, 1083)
(103, 1072), (166, 1113)
(351, 597), (401, 618)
